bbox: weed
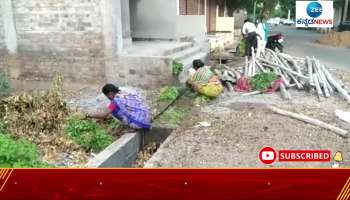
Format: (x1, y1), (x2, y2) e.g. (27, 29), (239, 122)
(0, 73), (10, 98)
(172, 60), (183, 76)
(158, 106), (186, 126)
(98, 118), (123, 137)
(0, 133), (49, 168)
(65, 117), (113, 152)
(157, 86), (179, 102)
(250, 72), (278, 91)
(107, 118), (122, 130)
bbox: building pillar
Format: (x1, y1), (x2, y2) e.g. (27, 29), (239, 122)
(344, 0), (349, 21)
(121, 0), (132, 48)
(336, 7), (342, 26)
(100, 0), (124, 82)
(114, 0), (123, 54)
(0, 0), (18, 54)
(101, 0), (123, 55)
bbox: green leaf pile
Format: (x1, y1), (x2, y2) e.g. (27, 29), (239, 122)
(157, 86), (179, 102)
(250, 72), (278, 91)
(172, 61), (183, 76)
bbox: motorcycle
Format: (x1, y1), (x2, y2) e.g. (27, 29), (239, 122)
(266, 33), (284, 52)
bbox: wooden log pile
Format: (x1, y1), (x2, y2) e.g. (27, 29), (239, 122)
(215, 48), (350, 104)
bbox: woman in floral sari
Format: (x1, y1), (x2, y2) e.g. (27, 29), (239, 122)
(187, 60), (223, 98)
(87, 84), (151, 131)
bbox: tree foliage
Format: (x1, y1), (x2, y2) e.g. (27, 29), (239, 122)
(226, 0), (278, 19)
(277, 0), (296, 18)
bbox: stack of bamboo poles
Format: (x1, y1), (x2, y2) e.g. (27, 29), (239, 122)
(213, 49), (350, 137)
(239, 48), (350, 103)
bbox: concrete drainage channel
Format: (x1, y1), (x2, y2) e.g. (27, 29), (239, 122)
(87, 126), (173, 168)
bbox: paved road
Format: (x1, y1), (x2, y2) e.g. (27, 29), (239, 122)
(269, 25), (350, 70)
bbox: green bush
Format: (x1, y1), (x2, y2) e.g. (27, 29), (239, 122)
(0, 73), (10, 98)
(0, 133), (49, 168)
(65, 118), (113, 152)
(172, 60), (183, 76)
(157, 86), (179, 102)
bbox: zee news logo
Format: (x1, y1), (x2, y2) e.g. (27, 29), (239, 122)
(296, 1), (333, 27)
(259, 147), (331, 165)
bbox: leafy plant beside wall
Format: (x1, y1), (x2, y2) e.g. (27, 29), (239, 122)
(172, 60), (184, 76)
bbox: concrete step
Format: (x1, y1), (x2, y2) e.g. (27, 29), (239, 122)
(171, 46), (202, 61)
(163, 42), (194, 56)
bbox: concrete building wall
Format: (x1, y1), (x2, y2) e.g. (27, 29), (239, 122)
(0, 4), (6, 54)
(0, 0), (205, 90)
(2, 0), (106, 87)
(175, 15), (206, 39)
(0, 3), (6, 71)
(130, 0), (177, 39)
(107, 56), (175, 89)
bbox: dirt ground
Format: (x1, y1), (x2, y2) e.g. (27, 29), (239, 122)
(316, 31), (350, 48)
(146, 97), (350, 168)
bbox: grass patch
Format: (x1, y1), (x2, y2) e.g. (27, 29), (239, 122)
(0, 133), (50, 168)
(157, 86), (179, 102)
(158, 106), (186, 126)
(172, 60), (183, 76)
(65, 117), (113, 152)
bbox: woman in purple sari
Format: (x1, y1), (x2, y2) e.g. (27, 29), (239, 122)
(87, 84), (151, 130)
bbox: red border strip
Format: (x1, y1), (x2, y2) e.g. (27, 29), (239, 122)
(0, 169), (349, 200)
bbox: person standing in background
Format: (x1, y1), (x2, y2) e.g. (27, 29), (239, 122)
(242, 19), (261, 67)
(256, 17), (268, 57)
